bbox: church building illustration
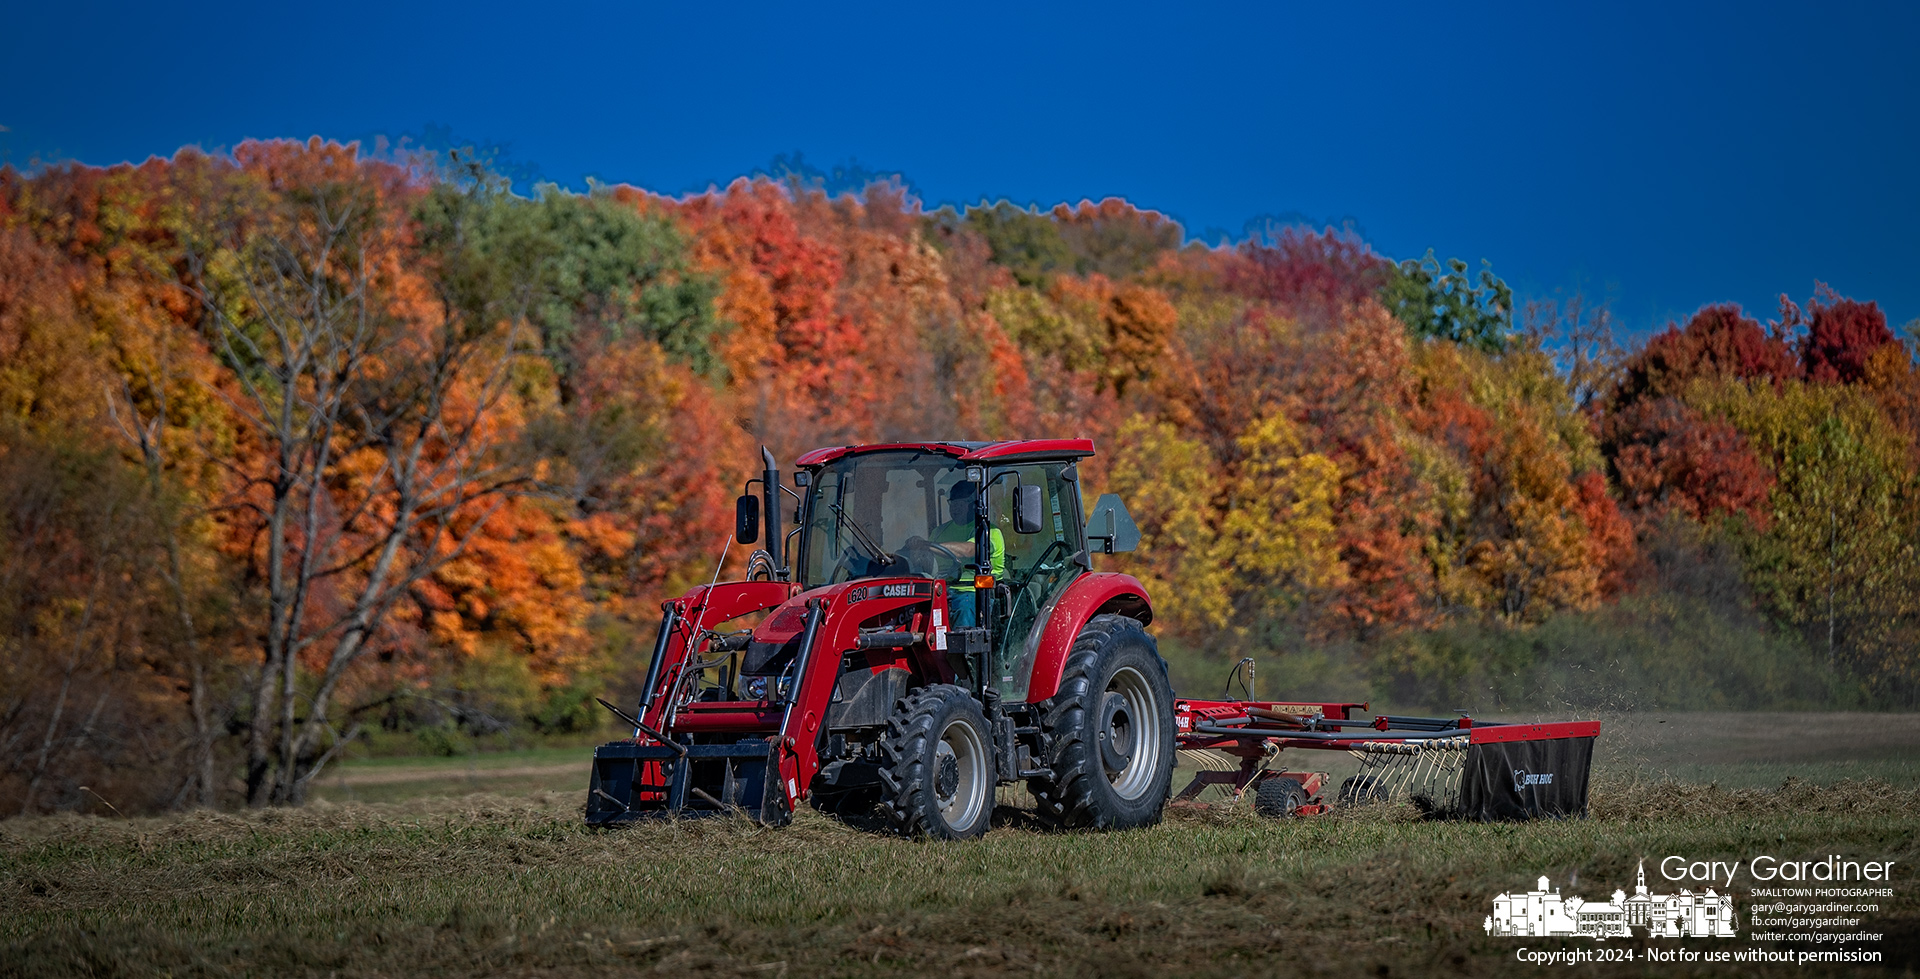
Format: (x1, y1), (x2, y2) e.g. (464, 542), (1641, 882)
(1485, 861), (1737, 938)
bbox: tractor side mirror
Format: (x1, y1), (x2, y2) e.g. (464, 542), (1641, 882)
(790, 472), (810, 521)
(1014, 484), (1044, 535)
(735, 494), (760, 544)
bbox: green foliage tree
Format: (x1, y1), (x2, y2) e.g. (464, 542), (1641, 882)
(417, 167), (722, 380)
(1380, 250), (1513, 353)
(1690, 378), (1920, 687)
(1050, 199), (1183, 280)
(962, 201), (1074, 287)
(985, 286), (1103, 371)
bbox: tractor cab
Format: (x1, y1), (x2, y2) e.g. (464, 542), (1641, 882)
(778, 442), (1093, 703)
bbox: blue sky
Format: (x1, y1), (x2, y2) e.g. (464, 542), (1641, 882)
(4, 1), (1916, 337)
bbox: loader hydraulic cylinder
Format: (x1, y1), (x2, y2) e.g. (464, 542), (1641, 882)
(638, 606), (679, 716)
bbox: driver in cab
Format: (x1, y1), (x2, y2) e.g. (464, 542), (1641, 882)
(909, 480), (1003, 628)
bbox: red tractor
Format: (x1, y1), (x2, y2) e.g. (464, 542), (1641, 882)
(587, 440), (1169, 838)
(587, 440), (1603, 835)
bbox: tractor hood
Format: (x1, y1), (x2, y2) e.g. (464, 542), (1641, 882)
(738, 577), (939, 677)
(740, 581), (853, 676)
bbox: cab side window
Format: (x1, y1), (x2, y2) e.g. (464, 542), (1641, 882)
(992, 463), (1082, 700)
(995, 464), (1070, 576)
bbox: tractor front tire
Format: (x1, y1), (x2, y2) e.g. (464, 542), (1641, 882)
(1029, 614), (1175, 830)
(877, 684), (996, 840)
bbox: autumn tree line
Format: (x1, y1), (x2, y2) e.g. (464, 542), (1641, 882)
(2, 139), (1916, 813)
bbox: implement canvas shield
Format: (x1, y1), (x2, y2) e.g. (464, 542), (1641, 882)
(1459, 736), (1594, 821)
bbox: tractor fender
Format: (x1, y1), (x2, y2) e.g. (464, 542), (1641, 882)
(1022, 572), (1153, 703)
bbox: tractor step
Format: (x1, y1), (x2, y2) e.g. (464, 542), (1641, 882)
(586, 738), (786, 826)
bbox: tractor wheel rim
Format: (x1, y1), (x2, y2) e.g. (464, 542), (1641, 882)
(1097, 692), (1132, 774)
(1105, 666), (1161, 801)
(934, 717), (987, 830)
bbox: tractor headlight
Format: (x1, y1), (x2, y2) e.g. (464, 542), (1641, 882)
(745, 676), (768, 701)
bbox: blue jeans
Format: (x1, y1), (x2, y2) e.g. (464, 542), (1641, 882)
(949, 592), (977, 628)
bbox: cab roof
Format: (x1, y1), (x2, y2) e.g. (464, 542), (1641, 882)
(792, 439), (1095, 467)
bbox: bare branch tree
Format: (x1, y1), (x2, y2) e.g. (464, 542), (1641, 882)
(1525, 293), (1623, 409)
(184, 165), (542, 804)
(106, 334), (227, 808)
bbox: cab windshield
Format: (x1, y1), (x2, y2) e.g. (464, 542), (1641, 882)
(800, 450), (976, 588)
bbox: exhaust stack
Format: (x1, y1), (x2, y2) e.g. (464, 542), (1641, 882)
(761, 446), (785, 579)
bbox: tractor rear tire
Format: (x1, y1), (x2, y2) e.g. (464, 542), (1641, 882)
(877, 684), (996, 840)
(1028, 614), (1175, 830)
(1254, 776), (1307, 818)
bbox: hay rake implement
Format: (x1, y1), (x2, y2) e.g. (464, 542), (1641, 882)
(1172, 698), (1600, 820)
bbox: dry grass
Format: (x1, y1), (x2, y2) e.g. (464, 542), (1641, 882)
(280, 711), (1920, 817)
(8, 713), (1916, 976)
(5, 776), (1918, 978)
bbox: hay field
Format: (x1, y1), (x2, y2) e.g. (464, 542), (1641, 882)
(298, 711), (1920, 810)
(308, 746), (592, 806)
(5, 714), (1919, 978)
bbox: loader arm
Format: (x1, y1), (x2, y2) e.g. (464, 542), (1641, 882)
(636, 580), (798, 733)
(591, 576), (959, 826)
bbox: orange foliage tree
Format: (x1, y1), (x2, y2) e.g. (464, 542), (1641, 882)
(13, 139), (1920, 812)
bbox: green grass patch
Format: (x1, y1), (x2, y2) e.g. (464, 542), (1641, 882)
(307, 745), (597, 806)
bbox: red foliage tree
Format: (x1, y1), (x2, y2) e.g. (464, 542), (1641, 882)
(1571, 470), (1636, 597)
(1613, 303), (1799, 407)
(1302, 304), (1430, 634)
(1800, 286), (1898, 384)
(1224, 227), (1391, 309)
(1603, 396), (1773, 528)
(675, 180), (855, 387)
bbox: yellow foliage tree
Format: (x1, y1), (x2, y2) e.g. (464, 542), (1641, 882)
(1106, 414), (1226, 630)
(1107, 411), (1345, 635)
(1688, 377), (1920, 684)
(1212, 412), (1346, 625)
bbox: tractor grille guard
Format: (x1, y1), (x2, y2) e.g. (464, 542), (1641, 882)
(586, 739), (784, 826)
(588, 592), (824, 828)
